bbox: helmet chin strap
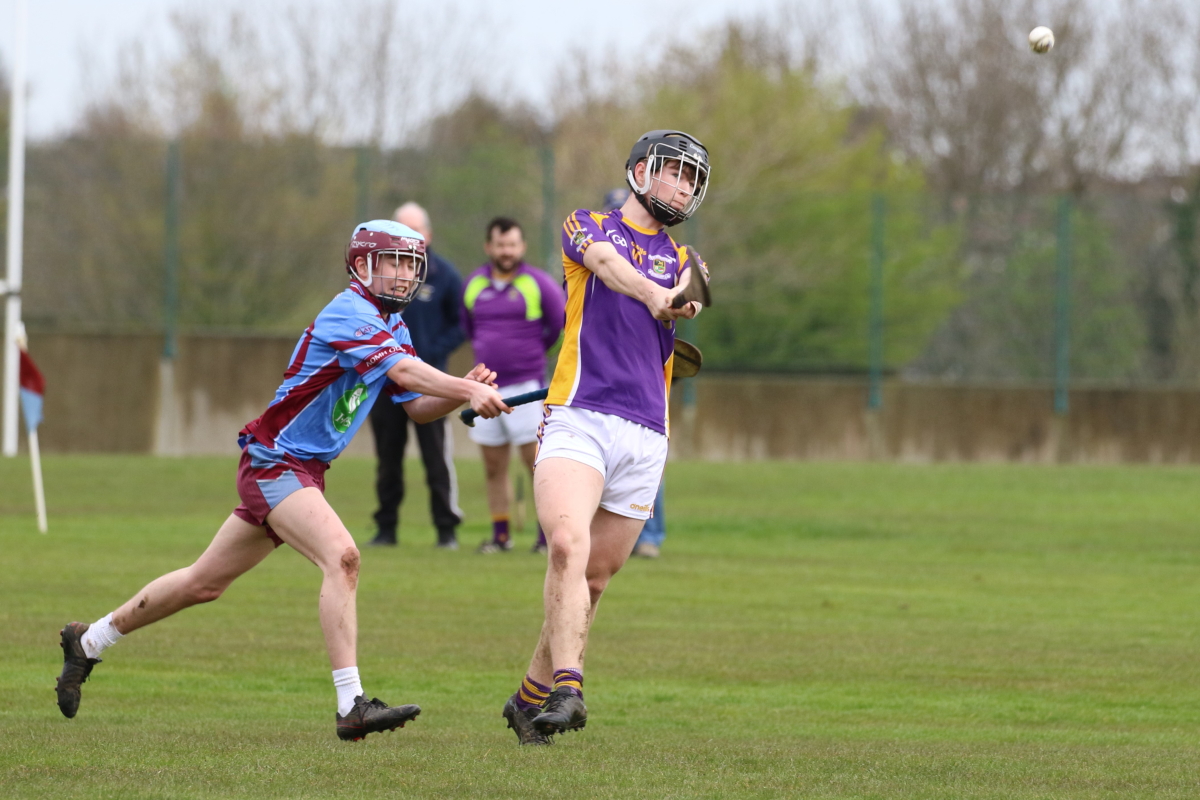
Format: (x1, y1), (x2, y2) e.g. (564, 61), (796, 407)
(378, 293), (411, 313)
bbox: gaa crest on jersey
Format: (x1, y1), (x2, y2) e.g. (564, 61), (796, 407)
(650, 257), (669, 276)
(571, 229), (591, 249)
(332, 383), (369, 433)
(354, 324), (377, 338)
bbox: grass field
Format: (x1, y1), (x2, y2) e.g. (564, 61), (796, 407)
(2, 455), (1200, 799)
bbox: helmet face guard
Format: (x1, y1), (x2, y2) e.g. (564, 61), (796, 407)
(625, 130), (711, 227)
(361, 248), (428, 313)
(346, 221), (428, 313)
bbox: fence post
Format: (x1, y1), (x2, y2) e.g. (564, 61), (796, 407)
(864, 194), (886, 459)
(355, 146), (371, 223)
(541, 142), (556, 274)
(868, 193), (886, 410)
(1053, 196), (1072, 416)
(163, 139), (181, 360)
(154, 139), (183, 456)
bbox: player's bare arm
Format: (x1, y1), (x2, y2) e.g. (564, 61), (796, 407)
(387, 358), (509, 423)
(581, 241), (696, 322)
(401, 363), (503, 423)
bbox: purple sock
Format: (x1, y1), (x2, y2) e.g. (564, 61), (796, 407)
(516, 674), (550, 711)
(492, 517), (510, 546)
(553, 668), (584, 698)
(535, 526), (547, 548)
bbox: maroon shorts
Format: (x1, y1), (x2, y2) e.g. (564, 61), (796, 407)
(232, 445), (330, 546)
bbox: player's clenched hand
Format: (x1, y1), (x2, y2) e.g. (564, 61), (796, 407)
(464, 363), (499, 388)
(467, 382), (511, 419)
(646, 285), (688, 322)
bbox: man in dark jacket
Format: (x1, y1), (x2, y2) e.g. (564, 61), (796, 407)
(369, 202), (466, 548)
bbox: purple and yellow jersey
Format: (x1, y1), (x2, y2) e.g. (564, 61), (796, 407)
(460, 262), (566, 388)
(239, 282), (422, 463)
(548, 208), (700, 436)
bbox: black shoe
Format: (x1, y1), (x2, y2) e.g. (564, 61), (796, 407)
(531, 541), (547, 555)
(477, 538), (514, 554)
(436, 528), (459, 550)
(336, 695), (421, 741)
(56, 622), (100, 719)
(502, 693), (552, 746)
(533, 688), (587, 736)
(368, 533), (397, 547)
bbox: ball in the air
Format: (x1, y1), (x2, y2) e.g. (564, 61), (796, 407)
(1029, 26), (1055, 54)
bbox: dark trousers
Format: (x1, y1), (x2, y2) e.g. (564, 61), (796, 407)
(370, 400), (462, 541)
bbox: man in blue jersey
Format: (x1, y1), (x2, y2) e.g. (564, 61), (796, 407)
(55, 220), (510, 742)
(502, 131), (709, 745)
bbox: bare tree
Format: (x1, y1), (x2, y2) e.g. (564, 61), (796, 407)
(851, 0), (1190, 194)
(79, 1), (499, 146)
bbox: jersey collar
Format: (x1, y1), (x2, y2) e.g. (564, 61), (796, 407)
(348, 280), (389, 317)
(612, 210), (663, 236)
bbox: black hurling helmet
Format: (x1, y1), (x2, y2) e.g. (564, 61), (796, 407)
(624, 130), (711, 227)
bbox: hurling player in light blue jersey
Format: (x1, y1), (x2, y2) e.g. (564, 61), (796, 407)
(55, 221), (510, 742)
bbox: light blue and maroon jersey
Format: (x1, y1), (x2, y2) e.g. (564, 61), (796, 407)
(239, 282), (422, 463)
(547, 208), (701, 436)
(460, 262), (566, 388)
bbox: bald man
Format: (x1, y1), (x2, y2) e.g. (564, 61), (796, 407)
(368, 202), (466, 549)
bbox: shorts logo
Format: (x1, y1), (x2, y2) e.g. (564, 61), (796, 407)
(571, 229), (592, 249)
(354, 324), (377, 337)
(629, 501), (654, 513)
(332, 383), (369, 433)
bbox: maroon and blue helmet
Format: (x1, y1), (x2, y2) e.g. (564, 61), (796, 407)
(345, 220), (428, 313)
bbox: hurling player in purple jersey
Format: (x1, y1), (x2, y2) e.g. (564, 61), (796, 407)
(502, 131), (711, 744)
(56, 220), (510, 742)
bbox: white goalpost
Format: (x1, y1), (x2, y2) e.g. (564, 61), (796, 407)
(2, 0), (28, 459)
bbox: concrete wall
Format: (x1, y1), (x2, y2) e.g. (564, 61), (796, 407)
(22, 333), (1200, 463)
(668, 376), (1200, 464)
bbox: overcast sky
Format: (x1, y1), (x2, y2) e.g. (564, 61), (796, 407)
(0, 0), (792, 139)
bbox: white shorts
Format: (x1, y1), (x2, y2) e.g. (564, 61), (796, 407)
(534, 405), (667, 520)
(466, 379), (545, 447)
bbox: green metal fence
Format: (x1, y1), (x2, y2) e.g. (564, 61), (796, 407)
(17, 138), (1200, 405)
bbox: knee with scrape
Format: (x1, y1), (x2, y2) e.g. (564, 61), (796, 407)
(340, 547), (361, 590)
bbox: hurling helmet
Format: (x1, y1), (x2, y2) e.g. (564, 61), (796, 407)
(625, 130), (711, 226)
(345, 220), (428, 313)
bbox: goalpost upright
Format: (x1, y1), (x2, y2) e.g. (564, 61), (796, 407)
(2, 0), (29, 458)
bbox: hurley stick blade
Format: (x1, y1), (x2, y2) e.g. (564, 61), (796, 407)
(670, 247), (712, 309)
(673, 338), (703, 378)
